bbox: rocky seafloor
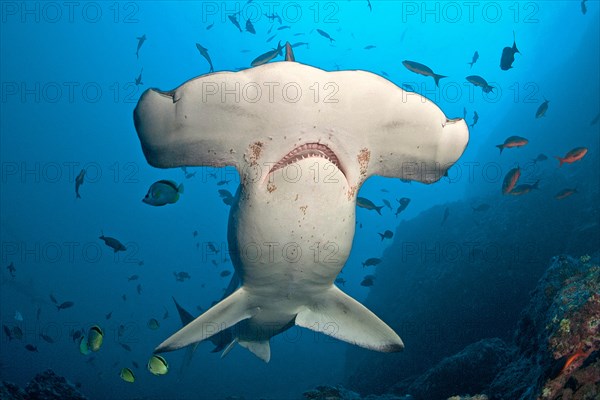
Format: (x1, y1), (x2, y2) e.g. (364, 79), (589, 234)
(306, 255), (599, 400)
(1, 369), (87, 400)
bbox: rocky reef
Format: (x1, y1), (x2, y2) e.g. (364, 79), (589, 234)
(489, 255), (599, 399)
(303, 384), (410, 400)
(0, 369), (87, 400)
(337, 255), (599, 400)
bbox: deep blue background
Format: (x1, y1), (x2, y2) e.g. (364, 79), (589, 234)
(1, 1), (598, 399)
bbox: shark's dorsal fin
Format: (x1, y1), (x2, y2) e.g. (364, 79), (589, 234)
(285, 41), (295, 61)
(295, 286), (404, 352)
(155, 288), (258, 353)
(238, 339), (271, 363)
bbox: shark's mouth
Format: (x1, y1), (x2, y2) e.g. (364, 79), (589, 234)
(268, 143), (345, 177)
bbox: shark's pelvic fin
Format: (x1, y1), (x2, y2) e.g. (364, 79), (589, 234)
(295, 286), (404, 352)
(155, 288), (258, 353)
(238, 339), (271, 363)
(220, 339), (238, 359)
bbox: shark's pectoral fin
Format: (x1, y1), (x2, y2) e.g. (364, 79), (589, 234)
(295, 286), (404, 352)
(154, 288), (258, 353)
(238, 339), (271, 363)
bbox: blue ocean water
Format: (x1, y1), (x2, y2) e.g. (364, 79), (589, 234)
(1, 1), (598, 399)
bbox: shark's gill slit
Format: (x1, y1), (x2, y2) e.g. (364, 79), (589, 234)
(268, 143), (345, 177)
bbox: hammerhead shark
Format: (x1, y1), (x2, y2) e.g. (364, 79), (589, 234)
(133, 43), (469, 362)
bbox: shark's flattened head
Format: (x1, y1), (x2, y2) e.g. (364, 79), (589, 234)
(134, 62), (469, 193)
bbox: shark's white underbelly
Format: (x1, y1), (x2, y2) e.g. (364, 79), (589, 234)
(229, 158), (355, 330)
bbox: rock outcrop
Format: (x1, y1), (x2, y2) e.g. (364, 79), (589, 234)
(340, 254), (599, 400)
(1, 370), (87, 400)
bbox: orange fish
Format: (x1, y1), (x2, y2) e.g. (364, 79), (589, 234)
(555, 147), (588, 166)
(560, 350), (586, 374)
(496, 136), (528, 154)
(555, 188), (578, 200)
(510, 180), (539, 195)
(502, 167), (521, 195)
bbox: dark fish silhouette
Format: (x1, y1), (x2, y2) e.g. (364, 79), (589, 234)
(228, 15), (243, 32)
(246, 19), (256, 34)
(361, 275), (375, 287)
(466, 75), (494, 93)
(57, 301), (74, 311)
(251, 41), (284, 67)
(362, 258), (382, 268)
(535, 98), (549, 118)
(378, 230), (393, 241)
(532, 153), (548, 163)
(6, 262), (15, 278)
(135, 34), (146, 59)
(25, 344), (39, 352)
(441, 207), (450, 226)
(40, 333), (55, 343)
(382, 199), (392, 210)
(581, 0), (587, 14)
(196, 43), (214, 73)
(510, 180), (540, 196)
(316, 29), (335, 43)
(395, 197), (411, 217)
(134, 68), (143, 86)
(500, 31), (520, 70)
(99, 232), (126, 253)
(402, 60), (447, 87)
(75, 169), (85, 199)
(356, 197), (383, 215)
(291, 42), (309, 49)
(3, 325), (13, 341)
(264, 13), (282, 24)
(468, 51), (479, 68)
(471, 111), (479, 128)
